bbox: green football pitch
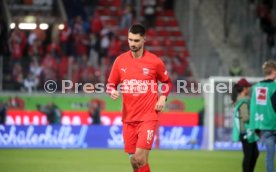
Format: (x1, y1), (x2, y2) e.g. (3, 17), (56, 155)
(0, 149), (268, 172)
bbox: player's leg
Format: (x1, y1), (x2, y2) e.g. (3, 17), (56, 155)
(240, 136), (250, 172)
(131, 148), (150, 172)
(122, 122), (139, 171)
(263, 131), (276, 172)
(249, 142), (259, 172)
(130, 120), (157, 172)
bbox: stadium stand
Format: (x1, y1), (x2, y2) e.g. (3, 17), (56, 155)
(0, 0), (193, 92)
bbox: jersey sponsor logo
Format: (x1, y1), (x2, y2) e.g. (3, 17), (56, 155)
(146, 129), (154, 144)
(255, 113), (264, 121)
(121, 68), (127, 73)
(256, 87), (268, 105)
(142, 68), (149, 75)
(120, 79), (154, 94)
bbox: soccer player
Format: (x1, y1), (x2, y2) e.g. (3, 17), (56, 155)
(107, 24), (172, 172)
(250, 60), (276, 172)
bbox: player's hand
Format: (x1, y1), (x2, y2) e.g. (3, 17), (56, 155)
(110, 89), (119, 100)
(155, 95), (166, 112)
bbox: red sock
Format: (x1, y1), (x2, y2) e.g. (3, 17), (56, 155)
(138, 163), (150, 172)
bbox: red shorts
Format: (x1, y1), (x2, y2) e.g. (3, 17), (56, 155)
(122, 120), (157, 154)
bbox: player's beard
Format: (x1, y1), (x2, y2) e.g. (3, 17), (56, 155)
(130, 45), (141, 52)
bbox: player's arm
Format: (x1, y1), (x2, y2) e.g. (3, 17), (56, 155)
(239, 103), (249, 122)
(155, 59), (172, 111)
(107, 60), (120, 100)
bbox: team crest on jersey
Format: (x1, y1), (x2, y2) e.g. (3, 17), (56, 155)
(142, 68), (149, 75)
(256, 87), (267, 105)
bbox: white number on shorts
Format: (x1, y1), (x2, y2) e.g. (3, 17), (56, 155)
(147, 130), (154, 144)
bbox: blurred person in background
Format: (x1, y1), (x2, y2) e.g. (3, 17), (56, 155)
(8, 96), (25, 110)
(108, 35), (122, 64)
(142, 0), (157, 28)
(88, 99), (101, 125)
(231, 78), (259, 172)
(250, 60), (276, 172)
(9, 26), (27, 63)
(11, 62), (24, 90)
(23, 73), (39, 93)
(59, 22), (71, 55)
(37, 102), (61, 124)
(229, 59), (243, 76)
(88, 33), (100, 68)
(89, 11), (103, 35)
(0, 101), (7, 125)
(120, 4), (133, 29)
(0, 16), (9, 56)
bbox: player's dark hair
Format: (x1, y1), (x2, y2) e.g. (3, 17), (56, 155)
(129, 24), (146, 36)
(231, 84), (243, 103)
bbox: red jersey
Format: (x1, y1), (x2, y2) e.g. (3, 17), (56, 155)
(108, 50), (171, 122)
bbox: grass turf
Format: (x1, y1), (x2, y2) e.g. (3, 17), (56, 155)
(0, 149), (267, 172)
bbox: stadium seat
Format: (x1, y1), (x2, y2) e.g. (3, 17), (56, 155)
(98, 0), (109, 6)
(171, 30), (182, 37)
(154, 50), (165, 57)
(158, 30), (170, 37)
(147, 28), (157, 37)
(167, 19), (178, 27)
(151, 39), (161, 47)
(182, 49), (190, 58)
(174, 40), (186, 47)
(165, 10), (174, 17)
(155, 18), (166, 27)
(104, 18), (117, 26)
(96, 9), (113, 16)
(98, 0), (120, 7)
(120, 28), (128, 36)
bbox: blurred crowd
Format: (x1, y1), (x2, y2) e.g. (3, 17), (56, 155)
(1, 0), (192, 93)
(255, 0), (276, 57)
